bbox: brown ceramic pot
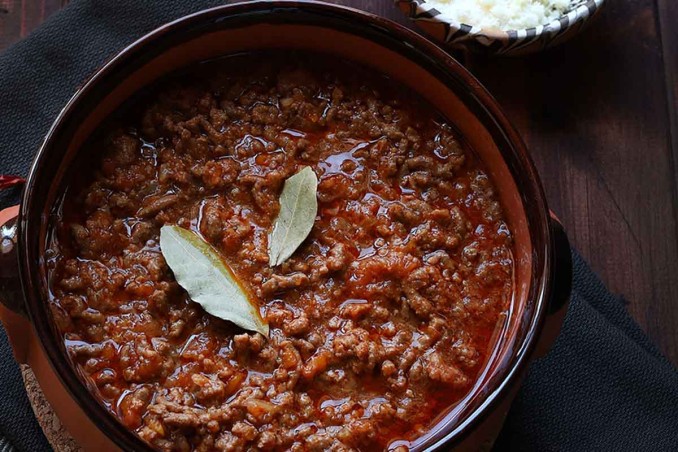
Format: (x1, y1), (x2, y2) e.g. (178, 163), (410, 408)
(0, 2), (571, 451)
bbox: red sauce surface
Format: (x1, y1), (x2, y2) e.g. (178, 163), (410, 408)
(46, 53), (514, 451)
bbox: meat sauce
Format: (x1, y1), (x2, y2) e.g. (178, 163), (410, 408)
(46, 53), (514, 451)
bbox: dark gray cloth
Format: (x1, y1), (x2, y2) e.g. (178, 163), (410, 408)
(0, 2), (676, 451)
(494, 252), (678, 451)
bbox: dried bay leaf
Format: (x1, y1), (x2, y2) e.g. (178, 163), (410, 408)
(268, 166), (318, 266)
(160, 225), (269, 336)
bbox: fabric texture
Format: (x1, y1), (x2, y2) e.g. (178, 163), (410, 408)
(0, 1), (676, 451)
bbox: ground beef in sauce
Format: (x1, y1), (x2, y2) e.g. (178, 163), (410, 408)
(46, 54), (514, 452)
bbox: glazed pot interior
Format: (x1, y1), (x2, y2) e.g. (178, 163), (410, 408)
(20, 3), (550, 451)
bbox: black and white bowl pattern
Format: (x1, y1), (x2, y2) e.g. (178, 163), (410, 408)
(396, 0), (605, 56)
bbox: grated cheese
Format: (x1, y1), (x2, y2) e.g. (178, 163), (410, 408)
(426, 0), (577, 31)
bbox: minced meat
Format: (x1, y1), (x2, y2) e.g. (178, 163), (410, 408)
(46, 53), (513, 452)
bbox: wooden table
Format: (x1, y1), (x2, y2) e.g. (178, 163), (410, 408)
(1, 0), (677, 366)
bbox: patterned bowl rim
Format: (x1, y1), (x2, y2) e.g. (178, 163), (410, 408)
(400, 0), (605, 42)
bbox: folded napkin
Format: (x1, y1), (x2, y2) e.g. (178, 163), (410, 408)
(1, 1), (676, 451)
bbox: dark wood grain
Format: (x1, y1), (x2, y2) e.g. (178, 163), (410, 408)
(468, 0), (678, 365)
(657, 0), (678, 266)
(0, 0), (62, 49)
(0, 0), (676, 365)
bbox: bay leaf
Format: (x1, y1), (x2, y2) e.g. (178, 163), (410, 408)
(160, 225), (269, 336)
(268, 166), (318, 266)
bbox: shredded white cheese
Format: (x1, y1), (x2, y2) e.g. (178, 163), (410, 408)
(426, 0), (577, 31)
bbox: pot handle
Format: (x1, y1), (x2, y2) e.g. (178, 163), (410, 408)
(547, 212), (572, 315)
(534, 212), (572, 357)
(0, 205), (31, 363)
(0, 205), (26, 316)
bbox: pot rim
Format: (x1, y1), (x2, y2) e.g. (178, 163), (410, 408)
(16, 1), (552, 450)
